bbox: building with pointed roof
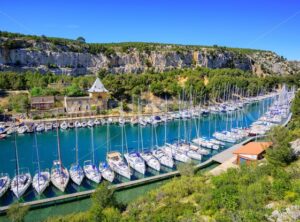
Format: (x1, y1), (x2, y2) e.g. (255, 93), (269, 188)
(63, 77), (109, 114)
(88, 77), (109, 111)
(88, 78), (108, 93)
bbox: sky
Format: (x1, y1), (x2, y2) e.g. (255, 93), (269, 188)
(0, 0), (299, 60)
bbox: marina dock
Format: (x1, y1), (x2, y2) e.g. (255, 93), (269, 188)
(0, 137), (268, 214)
(0, 113), (292, 214)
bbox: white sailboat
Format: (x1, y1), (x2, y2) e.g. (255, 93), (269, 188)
(74, 121), (82, 128)
(35, 123), (45, 132)
(139, 101), (160, 171)
(124, 152), (146, 174)
(140, 151), (160, 171)
(11, 129), (32, 198)
(83, 127), (101, 183)
(152, 148), (174, 168)
(51, 122), (69, 192)
(17, 125), (28, 134)
(87, 120), (94, 127)
(164, 143), (191, 163)
(176, 142), (202, 161)
(45, 123), (53, 131)
(120, 102), (146, 175)
(99, 122), (115, 182)
(69, 127), (84, 186)
(107, 152), (131, 179)
(152, 99), (174, 168)
(0, 173), (10, 198)
(163, 107), (191, 163)
(99, 162), (115, 183)
(32, 129), (50, 195)
(60, 121), (68, 130)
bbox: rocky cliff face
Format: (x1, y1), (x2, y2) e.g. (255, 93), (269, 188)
(0, 37), (298, 76)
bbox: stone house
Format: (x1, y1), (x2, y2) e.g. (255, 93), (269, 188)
(64, 96), (91, 114)
(64, 78), (109, 114)
(31, 96), (55, 110)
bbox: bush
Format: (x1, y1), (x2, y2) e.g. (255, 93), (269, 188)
(7, 203), (29, 222)
(8, 93), (29, 113)
(266, 126), (296, 166)
(64, 84), (86, 97)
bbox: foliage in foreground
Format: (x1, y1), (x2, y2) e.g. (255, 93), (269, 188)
(7, 203), (29, 222)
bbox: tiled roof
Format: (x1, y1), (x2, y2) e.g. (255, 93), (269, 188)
(233, 142), (273, 155)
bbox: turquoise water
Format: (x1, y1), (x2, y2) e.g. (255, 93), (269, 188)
(0, 98), (274, 206)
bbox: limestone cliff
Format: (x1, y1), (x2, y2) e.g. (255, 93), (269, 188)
(0, 35), (298, 76)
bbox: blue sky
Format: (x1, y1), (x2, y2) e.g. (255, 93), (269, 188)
(0, 0), (299, 60)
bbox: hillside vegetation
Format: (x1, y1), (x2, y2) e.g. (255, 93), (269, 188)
(1, 68), (299, 115)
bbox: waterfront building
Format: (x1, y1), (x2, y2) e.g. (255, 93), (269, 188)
(31, 96), (55, 110)
(64, 96), (91, 114)
(233, 142), (272, 165)
(88, 77), (109, 110)
(64, 78), (109, 114)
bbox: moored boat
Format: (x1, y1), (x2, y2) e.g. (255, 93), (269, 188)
(0, 173), (10, 198)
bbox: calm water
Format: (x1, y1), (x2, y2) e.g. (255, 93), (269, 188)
(0, 97), (274, 206)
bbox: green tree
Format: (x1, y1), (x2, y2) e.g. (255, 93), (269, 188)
(0, 105), (4, 115)
(65, 84), (86, 97)
(88, 182), (117, 222)
(76, 36), (86, 43)
(8, 94), (30, 114)
(7, 203), (29, 222)
(266, 126), (295, 166)
(102, 207), (121, 222)
(291, 91), (300, 116)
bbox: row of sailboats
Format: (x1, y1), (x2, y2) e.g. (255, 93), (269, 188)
(1, 91), (287, 198)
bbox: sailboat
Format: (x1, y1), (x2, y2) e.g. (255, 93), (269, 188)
(0, 173), (10, 198)
(83, 127), (101, 183)
(32, 129), (50, 195)
(51, 121), (69, 192)
(121, 102), (146, 175)
(162, 99), (191, 163)
(11, 127), (32, 198)
(107, 105), (131, 179)
(99, 122), (115, 182)
(152, 99), (174, 168)
(140, 101), (160, 171)
(69, 127), (84, 186)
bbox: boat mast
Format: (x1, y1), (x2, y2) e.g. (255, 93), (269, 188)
(138, 99), (144, 152)
(75, 127), (79, 165)
(164, 96), (167, 144)
(14, 121), (20, 188)
(56, 120), (62, 163)
(34, 127), (41, 173)
(178, 94), (181, 144)
(91, 127), (95, 165)
(106, 120), (110, 155)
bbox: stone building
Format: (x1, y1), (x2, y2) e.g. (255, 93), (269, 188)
(64, 96), (91, 114)
(64, 78), (109, 114)
(88, 77), (109, 110)
(31, 96), (55, 110)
